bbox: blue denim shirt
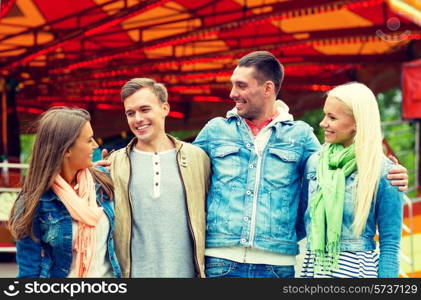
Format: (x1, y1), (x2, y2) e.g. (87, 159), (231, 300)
(193, 114), (320, 255)
(16, 183), (122, 278)
(303, 153), (403, 277)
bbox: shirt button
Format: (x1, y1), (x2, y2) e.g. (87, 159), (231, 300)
(244, 216), (249, 222)
(246, 143), (251, 148)
(155, 162), (158, 165)
(155, 183), (159, 186)
(246, 190), (251, 195)
(241, 238), (247, 244)
(248, 164), (253, 169)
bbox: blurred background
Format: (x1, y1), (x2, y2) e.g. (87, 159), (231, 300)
(0, 0), (420, 277)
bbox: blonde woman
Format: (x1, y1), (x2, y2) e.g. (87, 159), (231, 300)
(301, 82), (403, 278)
(9, 107), (121, 278)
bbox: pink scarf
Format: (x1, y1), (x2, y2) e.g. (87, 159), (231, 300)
(52, 169), (103, 277)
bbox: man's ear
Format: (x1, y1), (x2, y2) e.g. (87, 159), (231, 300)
(162, 102), (170, 117)
(265, 81), (275, 96)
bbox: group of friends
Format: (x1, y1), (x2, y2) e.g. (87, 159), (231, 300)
(8, 51), (407, 278)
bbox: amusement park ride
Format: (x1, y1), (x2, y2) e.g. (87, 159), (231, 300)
(0, 0), (420, 276)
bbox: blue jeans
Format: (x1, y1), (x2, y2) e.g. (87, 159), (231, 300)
(205, 256), (295, 278)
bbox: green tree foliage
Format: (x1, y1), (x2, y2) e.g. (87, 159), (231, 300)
(298, 107), (324, 143)
(378, 89), (416, 197)
(19, 134), (35, 176)
(20, 134), (35, 164)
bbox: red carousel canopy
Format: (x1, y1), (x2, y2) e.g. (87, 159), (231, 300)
(0, 0), (420, 136)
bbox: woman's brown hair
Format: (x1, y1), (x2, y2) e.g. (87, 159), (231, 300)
(8, 107), (113, 240)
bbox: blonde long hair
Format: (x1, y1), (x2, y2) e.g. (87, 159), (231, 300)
(327, 82), (383, 236)
(9, 107), (114, 240)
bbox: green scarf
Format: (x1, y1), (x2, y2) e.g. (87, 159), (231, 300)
(309, 143), (357, 272)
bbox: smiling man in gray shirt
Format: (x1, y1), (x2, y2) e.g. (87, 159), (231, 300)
(129, 147), (194, 277)
(106, 78), (210, 278)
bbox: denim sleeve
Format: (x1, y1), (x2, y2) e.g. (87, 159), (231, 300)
(296, 128), (321, 241)
(94, 165), (110, 175)
(192, 121), (211, 155)
(300, 126), (321, 172)
(296, 180), (308, 241)
(16, 213), (43, 278)
(376, 176), (404, 278)
(297, 157), (313, 241)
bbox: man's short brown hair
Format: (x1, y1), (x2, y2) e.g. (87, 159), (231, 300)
(238, 51), (284, 95)
(120, 78), (168, 103)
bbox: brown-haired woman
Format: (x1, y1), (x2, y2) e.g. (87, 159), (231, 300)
(9, 107), (121, 278)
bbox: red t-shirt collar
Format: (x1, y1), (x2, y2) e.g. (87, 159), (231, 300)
(245, 111), (280, 136)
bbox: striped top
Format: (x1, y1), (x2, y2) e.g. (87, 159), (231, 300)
(300, 250), (379, 278)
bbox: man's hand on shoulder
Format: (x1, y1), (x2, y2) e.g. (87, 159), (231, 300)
(387, 155), (408, 192)
(93, 149), (112, 171)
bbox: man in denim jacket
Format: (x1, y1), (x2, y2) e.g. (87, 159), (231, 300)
(193, 51), (408, 278)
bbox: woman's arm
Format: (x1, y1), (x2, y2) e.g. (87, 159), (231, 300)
(15, 216), (43, 278)
(376, 173), (404, 278)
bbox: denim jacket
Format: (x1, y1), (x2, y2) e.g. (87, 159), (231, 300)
(303, 152), (403, 277)
(193, 111), (320, 255)
(16, 183), (122, 278)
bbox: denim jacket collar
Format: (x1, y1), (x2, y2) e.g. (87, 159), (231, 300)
(226, 99), (294, 124)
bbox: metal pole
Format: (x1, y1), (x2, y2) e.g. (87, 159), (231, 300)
(416, 121), (420, 195)
(1, 78), (7, 157)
